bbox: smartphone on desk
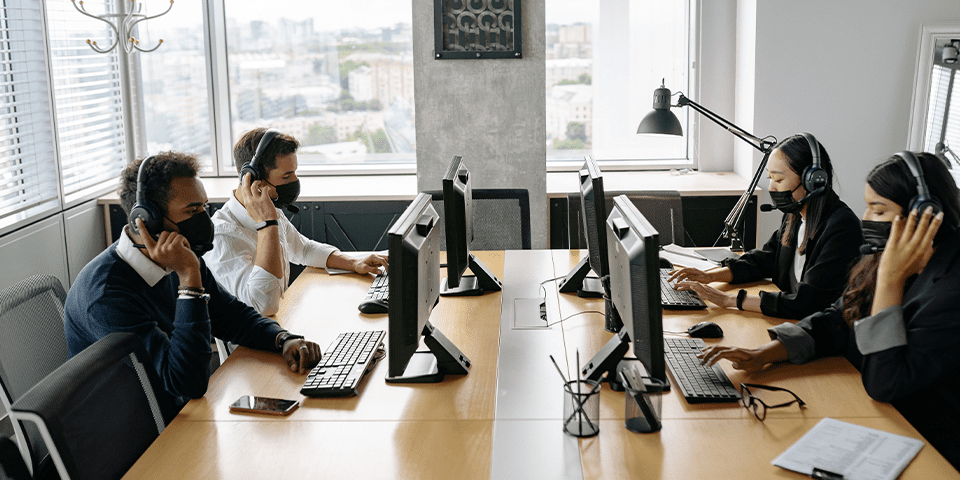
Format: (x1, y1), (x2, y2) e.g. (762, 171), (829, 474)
(229, 395), (299, 416)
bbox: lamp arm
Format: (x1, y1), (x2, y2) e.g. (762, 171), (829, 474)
(677, 94), (775, 153)
(724, 149), (772, 246)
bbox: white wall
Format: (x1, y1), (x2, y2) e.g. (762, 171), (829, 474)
(738, 0), (960, 240)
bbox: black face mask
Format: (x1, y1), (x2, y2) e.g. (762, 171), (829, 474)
(267, 179), (300, 210)
(768, 185), (804, 214)
(170, 210), (215, 257)
(861, 220), (892, 254)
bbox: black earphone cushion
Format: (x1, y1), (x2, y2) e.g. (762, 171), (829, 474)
(898, 151), (943, 216)
(128, 201), (163, 237)
(239, 162), (261, 181)
(800, 133), (828, 193)
(238, 129), (280, 182)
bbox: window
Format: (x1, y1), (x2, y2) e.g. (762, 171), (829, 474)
(546, 0), (694, 169)
(922, 63), (959, 160)
(45, 0), (127, 205)
(137, 1), (214, 173)
(908, 24), (960, 170)
(0, 1), (59, 232)
(220, 1), (415, 174)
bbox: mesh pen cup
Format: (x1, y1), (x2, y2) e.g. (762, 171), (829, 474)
(624, 377), (665, 433)
(563, 380), (601, 437)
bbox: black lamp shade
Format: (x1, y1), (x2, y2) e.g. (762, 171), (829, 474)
(637, 85), (683, 135)
(637, 108), (683, 136)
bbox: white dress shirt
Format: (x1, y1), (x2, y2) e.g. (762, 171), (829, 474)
(116, 226), (173, 286)
(204, 195), (338, 315)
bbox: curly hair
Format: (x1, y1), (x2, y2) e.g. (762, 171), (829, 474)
(118, 151), (200, 218)
(841, 152), (960, 325)
(232, 127), (300, 177)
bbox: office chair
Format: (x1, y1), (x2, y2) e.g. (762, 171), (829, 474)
(568, 190), (685, 247)
(428, 188), (532, 250)
(0, 275), (69, 478)
(10, 332), (175, 480)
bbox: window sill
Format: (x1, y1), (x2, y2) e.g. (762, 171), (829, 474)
(547, 170), (755, 197)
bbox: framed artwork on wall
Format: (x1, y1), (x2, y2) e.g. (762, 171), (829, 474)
(434, 0), (521, 59)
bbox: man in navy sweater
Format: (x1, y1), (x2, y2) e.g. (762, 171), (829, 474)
(65, 151), (321, 411)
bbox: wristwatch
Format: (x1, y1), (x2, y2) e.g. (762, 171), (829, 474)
(255, 219), (279, 231)
(276, 331), (305, 350)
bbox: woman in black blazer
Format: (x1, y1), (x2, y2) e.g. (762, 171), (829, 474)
(671, 134), (863, 319)
(700, 152), (960, 469)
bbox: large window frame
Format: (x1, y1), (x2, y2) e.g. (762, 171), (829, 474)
(907, 23), (960, 158)
(544, 0), (699, 173)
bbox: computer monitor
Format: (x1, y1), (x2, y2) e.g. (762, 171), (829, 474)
(580, 195), (668, 389)
(558, 155), (608, 299)
(385, 193), (471, 384)
(439, 156), (502, 296)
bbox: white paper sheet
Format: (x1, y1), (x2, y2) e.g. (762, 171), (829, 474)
(772, 418), (924, 480)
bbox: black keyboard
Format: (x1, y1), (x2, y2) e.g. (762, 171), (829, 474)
(663, 337), (740, 403)
(300, 330), (385, 397)
(357, 273), (389, 314)
(660, 268), (707, 309)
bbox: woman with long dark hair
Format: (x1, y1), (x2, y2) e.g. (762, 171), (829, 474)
(671, 134), (863, 319)
(699, 152), (960, 468)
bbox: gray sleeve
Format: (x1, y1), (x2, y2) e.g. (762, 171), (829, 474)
(767, 322), (816, 364)
(854, 305), (907, 355)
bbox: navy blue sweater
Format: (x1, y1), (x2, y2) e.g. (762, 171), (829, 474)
(64, 242), (284, 406)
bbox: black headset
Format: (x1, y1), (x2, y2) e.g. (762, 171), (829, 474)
(897, 151), (943, 216)
(127, 156), (163, 237)
(238, 129), (280, 181)
(800, 132), (829, 194)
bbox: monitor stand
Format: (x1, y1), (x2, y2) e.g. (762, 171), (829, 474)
(385, 321), (471, 384)
(557, 256), (604, 298)
(440, 253), (502, 296)
(580, 329), (672, 393)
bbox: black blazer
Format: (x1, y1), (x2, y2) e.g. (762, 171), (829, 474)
(791, 229), (960, 468)
(727, 192), (862, 319)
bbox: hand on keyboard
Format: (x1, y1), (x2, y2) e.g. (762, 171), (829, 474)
(673, 281), (735, 308)
(698, 343), (781, 373)
(282, 338), (322, 374)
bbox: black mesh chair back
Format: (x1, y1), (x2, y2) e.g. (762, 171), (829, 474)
(569, 190), (684, 247)
(428, 188), (531, 250)
(0, 275), (68, 476)
(11, 332), (174, 480)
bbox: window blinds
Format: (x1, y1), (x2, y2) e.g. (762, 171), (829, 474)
(0, 1), (59, 227)
(45, 0), (126, 205)
(924, 64), (957, 154)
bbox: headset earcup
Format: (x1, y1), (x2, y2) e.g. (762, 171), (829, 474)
(128, 201), (163, 237)
(909, 195), (943, 217)
(239, 162), (260, 181)
(802, 165), (829, 193)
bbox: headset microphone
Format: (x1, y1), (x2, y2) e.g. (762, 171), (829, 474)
(760, 186), (826, 212)
(286, 204), (300, 214)
(860, 244), (882, 255)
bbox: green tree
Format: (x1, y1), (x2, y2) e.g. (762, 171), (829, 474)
(305, 124), (337, 145)
(566, 122), (587, 143)
(553, 138), (585, 150)
(578, 73), (592, 85)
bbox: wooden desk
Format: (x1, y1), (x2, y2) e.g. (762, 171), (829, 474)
(125, 250), (958, 479)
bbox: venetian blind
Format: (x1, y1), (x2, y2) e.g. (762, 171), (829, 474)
(0, 0), (60, 228)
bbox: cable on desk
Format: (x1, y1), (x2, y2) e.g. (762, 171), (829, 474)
(546, 310), (604, 328)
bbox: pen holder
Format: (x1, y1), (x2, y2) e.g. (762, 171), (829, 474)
(624, 377), (665, 433)
(562, 380), (600, 437)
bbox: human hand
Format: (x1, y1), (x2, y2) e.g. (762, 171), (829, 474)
(674, 281), (736, 308)
(282, 338), (322, 374)
(136, 218), (201, 287)
(698, 345), (768, 372)
(354, 254), (388, 275)
(236, 172), (279, 224)
(669, 267), (718, 284)
(877, 207), (943, 285)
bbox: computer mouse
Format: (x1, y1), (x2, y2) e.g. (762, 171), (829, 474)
(658, 256), (673, 269)
(358, 298), (388, 315)
(687, 321), (723, 338)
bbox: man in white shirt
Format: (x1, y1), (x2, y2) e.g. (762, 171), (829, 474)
(204, 128), (387, 315)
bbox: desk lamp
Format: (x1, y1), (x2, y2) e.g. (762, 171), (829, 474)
(637, 82), (776, 251)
